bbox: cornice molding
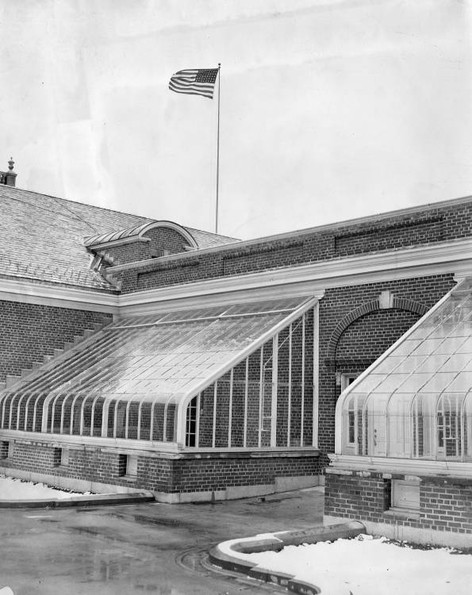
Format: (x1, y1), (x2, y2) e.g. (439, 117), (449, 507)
(328, 454), (472, 478)
(0, 277), (119, 313)
(0, 238), (471, 314)
(110, 196), (472, 271)
(118, 238), (472, 315)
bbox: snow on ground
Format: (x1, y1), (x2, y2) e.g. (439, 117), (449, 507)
(233, 534), (472, 595)
(0, 475), (82, 500)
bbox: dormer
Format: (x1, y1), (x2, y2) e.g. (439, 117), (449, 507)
(84, 220), (199, 267)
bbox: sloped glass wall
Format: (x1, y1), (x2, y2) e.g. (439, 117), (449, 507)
(0, 296), (316, 450)
(339, 278), (472, 461)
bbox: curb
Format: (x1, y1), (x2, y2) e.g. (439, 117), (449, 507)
(0, 492), (155, 508)
(209, 521), (366, 595)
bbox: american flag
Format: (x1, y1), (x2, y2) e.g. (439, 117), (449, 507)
(169, 68), (219, 99)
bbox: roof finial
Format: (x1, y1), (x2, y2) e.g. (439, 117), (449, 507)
(8, 157), (14, 171)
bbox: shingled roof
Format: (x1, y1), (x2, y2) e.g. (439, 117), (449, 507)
(0, 185), (238, 291)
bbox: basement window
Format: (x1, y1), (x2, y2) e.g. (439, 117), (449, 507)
(390, 479), (420, 513)
(0, 440), (10, 459)
(54, 447), (69, 467)
(119, 454), (138, 478)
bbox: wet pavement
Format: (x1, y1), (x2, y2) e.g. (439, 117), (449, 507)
(0, 487), (324, 595)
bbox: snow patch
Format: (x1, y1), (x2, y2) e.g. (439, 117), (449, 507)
(239, 535), (472, 595)
(0, 475), (83, 500)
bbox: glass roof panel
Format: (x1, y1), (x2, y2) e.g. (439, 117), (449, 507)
(385, 355), (428, 374)
(442, 372), (472, 393)
(438, 353), (472, 372)
(418, 372), (458, 393)
(414, 354), (449, 374)
(389, 339), (423, 356)
(0, 297), (314, 411)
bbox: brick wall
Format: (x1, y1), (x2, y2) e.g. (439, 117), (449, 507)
(0, 438), (322, 495)
(119, 199), (472, 294)
(325, 469), (472, 536)
(0, 301), (112, 383)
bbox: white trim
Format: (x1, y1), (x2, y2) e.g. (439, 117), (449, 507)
(328, 453), (472, 478)
(0, 237), (470, 315)
(0, 277), (119, 313)
(0, 428), (320, 456)
(313, 303), (320, 448)
(0, 428), (181, 453)
(117, 237), (472, 316)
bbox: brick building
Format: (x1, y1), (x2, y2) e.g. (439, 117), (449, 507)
(1, 165), (471, 517)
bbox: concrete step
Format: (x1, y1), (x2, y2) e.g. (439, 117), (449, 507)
(0, 382), (6, 391)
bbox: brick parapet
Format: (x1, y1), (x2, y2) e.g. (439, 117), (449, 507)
(116, 199), (472, 294)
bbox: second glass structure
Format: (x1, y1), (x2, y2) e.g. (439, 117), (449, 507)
(338, 278), (472, 461)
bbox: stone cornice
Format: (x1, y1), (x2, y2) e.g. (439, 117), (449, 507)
(328, 454), (472, 478)
(118, 237), (472, 315)
(0, 277), (119, 313)
(0, 237), (471, 314)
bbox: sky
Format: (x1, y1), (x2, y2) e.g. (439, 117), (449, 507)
(1, 0), (471, 240)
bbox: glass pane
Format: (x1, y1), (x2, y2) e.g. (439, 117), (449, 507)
(339, 279), (472, 460)
(443, 372), (472, 393)
(438, 354), (472, 373)
(3, 297), (312, 443)
(419, 373), (458, 393)
(387, 393), (414, 457)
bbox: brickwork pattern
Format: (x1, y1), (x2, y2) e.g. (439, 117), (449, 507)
(0, 439), (322, 494)
(99, 227), (191, 267)
(0, 301), (112, 383)
(325, 470), (472, 535)
(120, 200), (472, 294)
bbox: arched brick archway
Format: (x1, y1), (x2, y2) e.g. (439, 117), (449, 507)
(326, 295), (429, 363)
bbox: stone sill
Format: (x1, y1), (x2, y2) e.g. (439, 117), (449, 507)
(384, 508), (420, 521)
(178, 448), (320, 460)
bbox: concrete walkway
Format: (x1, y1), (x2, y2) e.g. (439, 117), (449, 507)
(0, 487), (324, 595)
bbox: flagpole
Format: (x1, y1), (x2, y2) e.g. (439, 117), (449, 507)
(215, 63), (221, 234)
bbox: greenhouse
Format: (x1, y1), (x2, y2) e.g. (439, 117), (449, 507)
(0, 296), (317, 451)
(336, 278), (472, 461)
